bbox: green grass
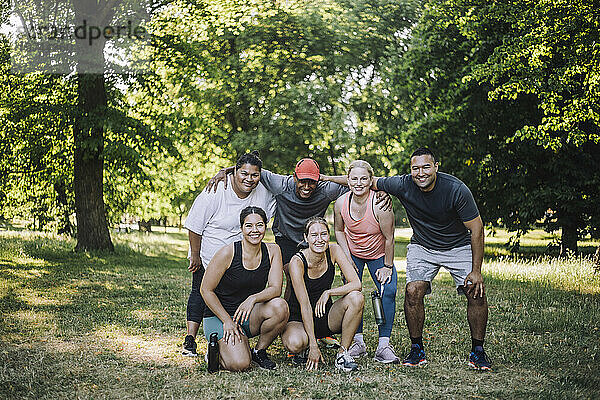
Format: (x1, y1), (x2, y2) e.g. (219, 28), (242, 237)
(1, 229), (599, 399)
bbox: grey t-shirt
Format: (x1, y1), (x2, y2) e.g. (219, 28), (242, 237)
(260, 169), (349, 244)
(378, 172), (479, 250)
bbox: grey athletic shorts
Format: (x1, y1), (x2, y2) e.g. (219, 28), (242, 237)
(406, 243), (472, 295)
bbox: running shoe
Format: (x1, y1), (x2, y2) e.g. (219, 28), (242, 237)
(347, 340), (368, 357)
(252, 348), (276, 370)
(374, 344), (400, 364)
(402, 344), (427, 367)
(468, 346), (492, 371)
(319, 336), (340, 348)
(335, 350), (358, 372)
(289, 349), (308, 366)
(182, 335), (198, 357)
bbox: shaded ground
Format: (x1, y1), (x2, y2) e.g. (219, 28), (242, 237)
(1, 230), (599, 399)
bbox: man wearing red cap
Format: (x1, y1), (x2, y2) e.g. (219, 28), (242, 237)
(208, 158), (348, 273)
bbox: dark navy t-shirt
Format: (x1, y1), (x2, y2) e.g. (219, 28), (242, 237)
(378, 172), (479, 250)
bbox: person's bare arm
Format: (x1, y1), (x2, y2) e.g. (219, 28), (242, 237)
(463, 216), (485, 299)
(333, 197), (353, 261)
(200, 245), (243, 344)
(188, 230), (203, 272)
(289, 255), (323, 370)
(375, 204), (395, 284)
(319, 174), (348, 186)
(204, 166), (235, 192)
(327, 244), (361, 295)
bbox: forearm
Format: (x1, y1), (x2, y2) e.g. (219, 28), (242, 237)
(384, 238), (394, 266)
(248, 286), (281, 304)
(188, 231), (202, 257)
(299, 303), (318, 347)
(470, 229), (484, 274)
(327, 280), (361, 297)
(201, 289), (233, 323)
(320, 174), (348, 186)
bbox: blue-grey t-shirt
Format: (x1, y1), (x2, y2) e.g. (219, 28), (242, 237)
(378, 172), (479, 250)
(260, 170), (348, 244)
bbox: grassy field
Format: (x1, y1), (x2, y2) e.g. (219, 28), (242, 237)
(1, 229), (599, 399)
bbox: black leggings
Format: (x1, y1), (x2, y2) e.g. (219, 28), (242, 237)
(186, 268), (206, 323)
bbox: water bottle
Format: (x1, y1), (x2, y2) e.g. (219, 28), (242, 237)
(371, 289), (385, 326)
(207, 332), (219, 373)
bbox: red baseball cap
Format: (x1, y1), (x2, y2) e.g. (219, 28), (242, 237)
(294, 158), (320, 181)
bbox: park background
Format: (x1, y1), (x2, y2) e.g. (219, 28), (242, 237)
(1, 0), (599, 399)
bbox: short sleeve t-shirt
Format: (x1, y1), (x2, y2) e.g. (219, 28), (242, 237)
(260, 169), (348, 244)
(377, 172), (479, 250)
(183, 176), (276, 265)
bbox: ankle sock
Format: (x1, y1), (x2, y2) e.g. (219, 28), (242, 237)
(410, 336), (423, 349)
(354, 333), (364, 344)
(472, 338), (484, 352)
(378, 337), (390, 348)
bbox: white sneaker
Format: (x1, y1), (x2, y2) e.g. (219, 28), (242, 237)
(347, 340), (368, 358)
(335, 351), (358, 372)
(374, 344), (401, 364)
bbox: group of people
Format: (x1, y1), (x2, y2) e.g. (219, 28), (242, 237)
(180, 147), (491, 372)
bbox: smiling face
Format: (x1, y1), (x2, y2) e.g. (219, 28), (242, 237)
(241, 213), (266, 245)
(232, 163), (261, 198)
(294, 176), (318, 199)
(304, 221), (330, 254)
(410, 154), (438, 192)
(347, 166), (372, 196)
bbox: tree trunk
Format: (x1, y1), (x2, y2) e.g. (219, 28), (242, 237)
(559, 222), (578, 257)
(73, 72), (114, 251)
(593, 246), (600, 273)
(72, 1), (114, 251)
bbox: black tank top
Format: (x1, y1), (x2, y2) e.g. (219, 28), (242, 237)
(288, 248), (335, 319)
(204, 241), (271, 317)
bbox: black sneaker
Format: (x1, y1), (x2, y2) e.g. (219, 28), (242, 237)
(182, 335), (198, 357)
(291, 349), (308, 366)
(469, 346), (492, 371)
(252, 348), (276, 370)
(402, 344), (427, 367)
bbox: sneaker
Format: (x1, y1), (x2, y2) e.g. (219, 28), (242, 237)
(374, 344), (400, 364)
(290, 349), (308, 366)
(319, 336), (340, 348)
(469, 347), (492, 371)
(252, 348), (276, 370)
(402, 344), (427, 367)
(347, 340), (368, 358)
(182, 335), (198, 357)
(335, 350), (358, 372)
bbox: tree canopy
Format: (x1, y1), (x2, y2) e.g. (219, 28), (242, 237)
(1, 0), (597, 254)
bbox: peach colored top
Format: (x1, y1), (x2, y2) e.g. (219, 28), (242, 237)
(340, 190), (385, 260)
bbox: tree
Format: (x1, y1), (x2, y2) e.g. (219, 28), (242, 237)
(150, 0), (417, 174)
(390, 0), (600, 254)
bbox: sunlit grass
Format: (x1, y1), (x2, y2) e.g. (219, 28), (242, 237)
(1, 229), (599, 399)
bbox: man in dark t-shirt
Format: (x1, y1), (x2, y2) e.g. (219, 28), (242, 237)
(374, 147), (491, 371)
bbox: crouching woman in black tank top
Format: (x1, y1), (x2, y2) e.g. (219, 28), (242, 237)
(201, 206), (289, 371)
(281, 217), (364, 372)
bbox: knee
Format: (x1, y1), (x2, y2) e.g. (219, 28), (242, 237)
(405, 283), (425, 305)
(268, 297), (290, 321)
(347, 290), (364, 311)
(224, 357), (251, 372)
(283, 333), (308, 354)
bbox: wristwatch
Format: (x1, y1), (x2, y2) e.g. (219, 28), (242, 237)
(384, 264), (394, 269)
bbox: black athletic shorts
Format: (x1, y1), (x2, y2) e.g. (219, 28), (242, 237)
(289, 301), (334, 339)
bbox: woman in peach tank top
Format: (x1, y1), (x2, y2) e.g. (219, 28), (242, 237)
(333, 160), (400, 364)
